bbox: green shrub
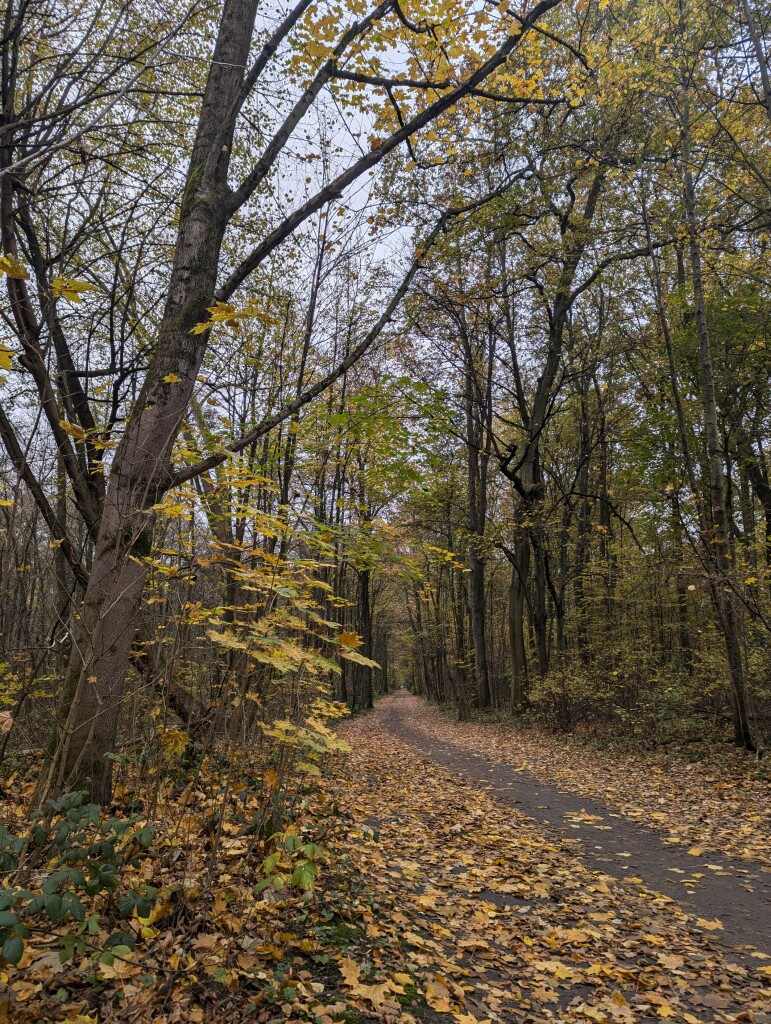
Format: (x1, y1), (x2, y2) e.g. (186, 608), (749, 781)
(0, 790), (157, 966)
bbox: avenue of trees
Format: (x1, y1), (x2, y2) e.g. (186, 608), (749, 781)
(1, 0), (770, 814)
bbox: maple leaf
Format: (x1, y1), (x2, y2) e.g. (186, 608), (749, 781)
(337, 630), (364, 649)
(50, 276), (97, 302)
(339, 956), (360, 987)
(425, 978), (453, 1013)
(0, 253), (28, 279)
(695, 917), (723, 931)
(58, 419), (87, 441)
(159, 727), (188, 759)
(340, 649), (380, 668)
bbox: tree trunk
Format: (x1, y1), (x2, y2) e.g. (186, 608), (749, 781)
(41, 0), (262, 803)
(351, 568), (373, 711)
(681, 84), (755, 750)
(531, 530), (549, 677)
(468, 545), (491, 709)
(507, 539), (530, 707)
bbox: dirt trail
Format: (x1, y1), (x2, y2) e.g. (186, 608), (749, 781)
(378, 690), (771, 956)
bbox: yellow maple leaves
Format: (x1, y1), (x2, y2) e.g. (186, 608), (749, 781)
(50, 276), (96, 302)
(338, 955), (406, 1010)
(337, 629), (364, 648)
(58, 419), (87, 441)
(0, 256), (96, 301)
(0, 253), (28, 280)
(190, 300), (281, 335)
(158, 727), (188, 760)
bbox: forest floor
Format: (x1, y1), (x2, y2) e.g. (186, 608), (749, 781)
(331, 691), (771, 1024)
(4, 691), (771, 1024)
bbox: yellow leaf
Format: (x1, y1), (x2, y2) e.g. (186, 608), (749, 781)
(340, 649), (380, 669)
(59, 419), (87, 441)
(338, 630), (364, 649)
(350, 981), (398, 1008)
(0, 253), (29, 279)
(159, 727), (188, 759)
(0, 345), (13, 371)
(425, 979), (453, 1013)
(0, 498), (14, 507)
(340, 956), (360, 987)
(163, 373), (182, 383)
(695, 917), (723, 931)
(391, 972), (413, 987)
(51, 276), (96, 302)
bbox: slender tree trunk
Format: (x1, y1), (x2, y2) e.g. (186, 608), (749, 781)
(352, 568), (373, 711)
(507, 539), (530, 707)
(681, 84), (754, 750)
(531, 530), (549, 677)
(468, 546), (490, 708)
(463, 336), (492, 710)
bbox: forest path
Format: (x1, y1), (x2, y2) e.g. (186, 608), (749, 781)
(376, 690), (771, 956)
(337, 696), (771, 1023)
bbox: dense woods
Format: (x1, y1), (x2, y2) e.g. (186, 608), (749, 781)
(1, 0), (770, 1020)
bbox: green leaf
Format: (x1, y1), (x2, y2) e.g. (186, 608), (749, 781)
(340, 649), (380, 669)
(291, 860), (317, 892)
(118, 893), (136, 918)
(135, 825), (154, 849)
(44, 893), (64, 921)
(2, 933), (24, 965)
(106, 931), (136, 950)
(253, 875), (281, 894)
(262, 852), (281, 874)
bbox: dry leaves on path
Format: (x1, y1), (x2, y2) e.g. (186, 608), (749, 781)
(337, 710), (771, 1023)
(386, 695), (771, 868)
(3, 700), (770, 1024)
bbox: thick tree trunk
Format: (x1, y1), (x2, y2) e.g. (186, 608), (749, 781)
(41, 0), (261, 803)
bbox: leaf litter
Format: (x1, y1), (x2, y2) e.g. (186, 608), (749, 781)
(2, 699), (770, 1023)
(334, 710), (771, 1024)
(381, 695), (770, 869)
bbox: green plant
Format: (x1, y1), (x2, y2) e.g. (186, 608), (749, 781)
(0, 790), (157, 966)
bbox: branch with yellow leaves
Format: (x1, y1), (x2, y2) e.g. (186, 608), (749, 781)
(218, 0), (566, 300)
